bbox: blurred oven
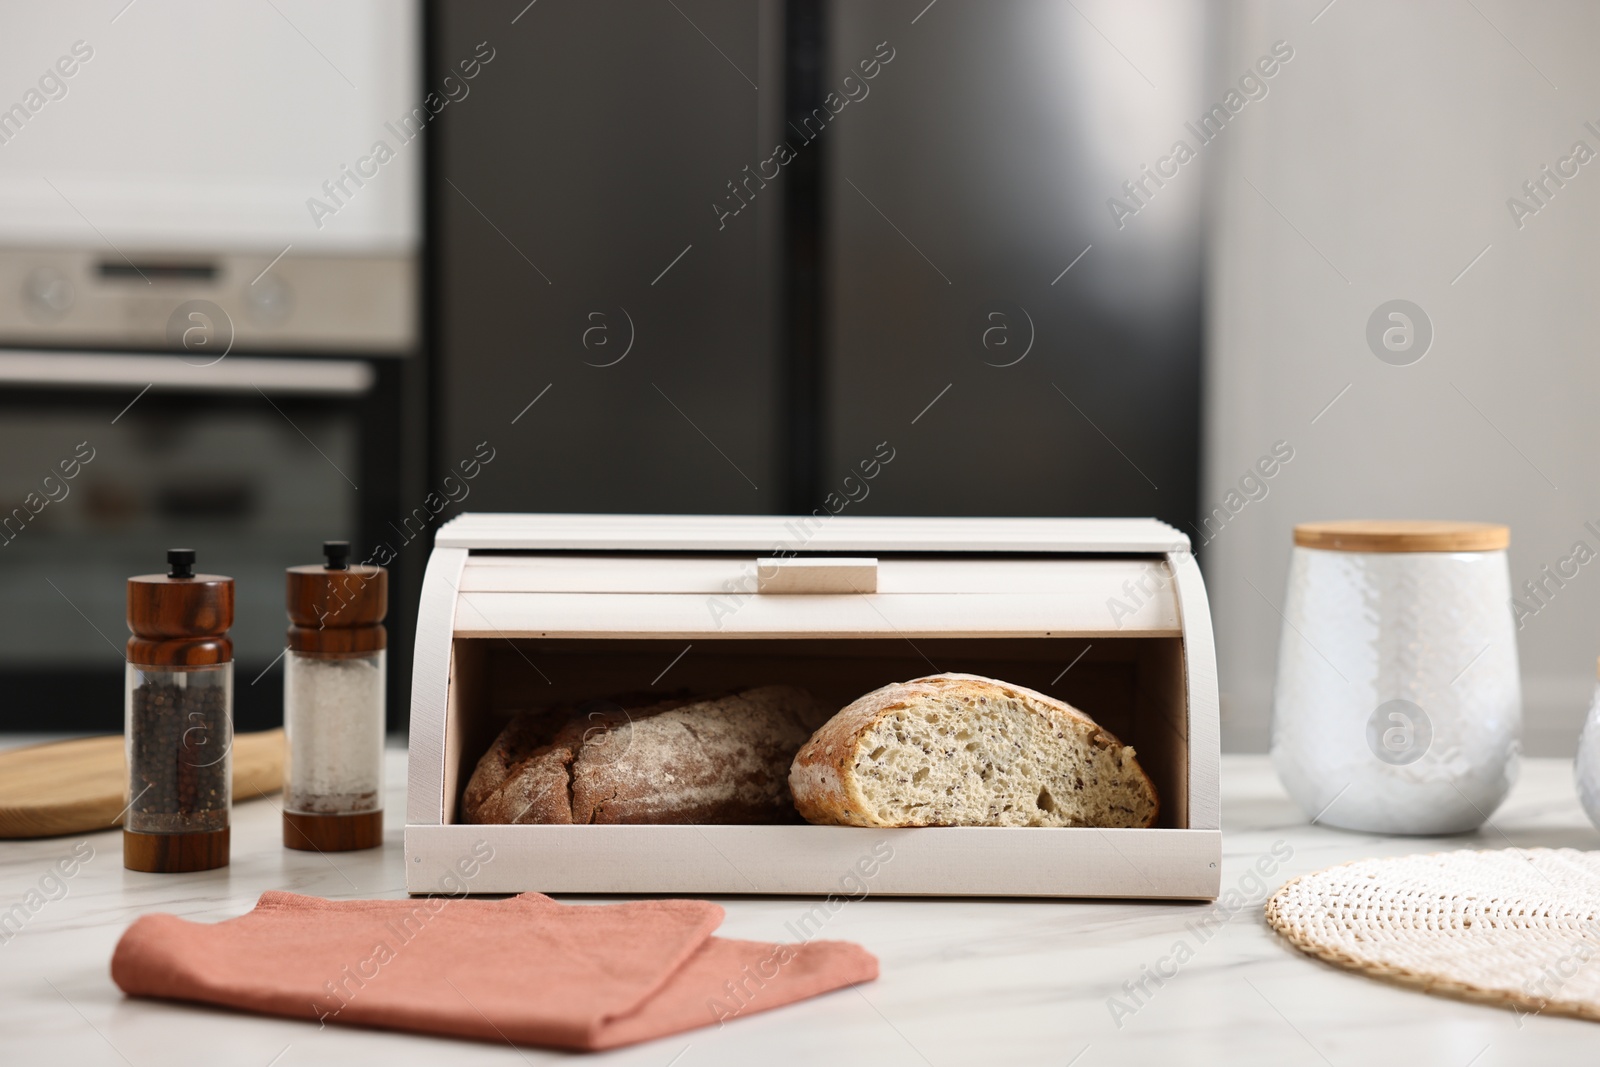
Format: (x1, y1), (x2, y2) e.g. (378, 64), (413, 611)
(0, 1), (422, 732)
(0, 1), (419, 353)
(0, 351), (406, 732)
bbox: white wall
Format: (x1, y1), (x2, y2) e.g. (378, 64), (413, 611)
(0, 1), (418, 252)
(1206, 0), (1600, 755)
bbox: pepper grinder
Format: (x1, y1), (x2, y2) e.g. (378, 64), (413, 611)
(283, 540), (386, 851)
(125, 548), (234, 872)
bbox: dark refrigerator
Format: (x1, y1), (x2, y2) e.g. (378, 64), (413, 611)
(429, 0), (1206, 526)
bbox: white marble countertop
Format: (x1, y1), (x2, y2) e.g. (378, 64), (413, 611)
(2, 744), (1597, 1067)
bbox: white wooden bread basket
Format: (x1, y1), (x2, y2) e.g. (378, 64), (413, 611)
(406, 513), (1221, 899)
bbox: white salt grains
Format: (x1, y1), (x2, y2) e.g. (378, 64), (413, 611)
(284, 652), (385, 815)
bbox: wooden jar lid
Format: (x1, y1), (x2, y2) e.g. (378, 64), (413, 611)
(287, 541), (387, 654)
(127, 549), (233, 666)
(1293, 520), (1510, 553)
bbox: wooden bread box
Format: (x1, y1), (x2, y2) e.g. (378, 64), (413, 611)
(406, 514), (1221, 899)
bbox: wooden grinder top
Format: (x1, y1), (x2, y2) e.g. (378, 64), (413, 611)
(1294, 520), (1510, 554)
(126, 549), (233, 667)
(287, 541), (387, 654)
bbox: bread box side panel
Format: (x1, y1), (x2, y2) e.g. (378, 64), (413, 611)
(1169, 551), (1220, 831)
(405, 546), (466, 827)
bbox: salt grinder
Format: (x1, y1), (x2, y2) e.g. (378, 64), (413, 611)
(283, 540), (387, 851)
(125, 548), (234, 872)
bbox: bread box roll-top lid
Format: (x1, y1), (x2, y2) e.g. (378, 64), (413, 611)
(127, 548), (234, 666)
(287, 541), (387, 655)
(426, 514), (1196, 638)
(430, 513), (1192, 553)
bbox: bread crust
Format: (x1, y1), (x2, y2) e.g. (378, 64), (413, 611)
(463, 686), (830, 825)
(788, 673), (1159, 828)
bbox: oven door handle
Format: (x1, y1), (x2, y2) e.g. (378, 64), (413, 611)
(0, 351), (375, 396)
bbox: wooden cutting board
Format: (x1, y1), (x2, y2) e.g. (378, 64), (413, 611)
(0, 729), (284, 839)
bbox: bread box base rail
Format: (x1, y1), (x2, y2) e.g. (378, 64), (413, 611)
(407, 825), (1222, 899)
(406, 514), (1221, 900)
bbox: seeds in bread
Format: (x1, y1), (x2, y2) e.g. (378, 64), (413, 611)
(788, 673), (1159, 828)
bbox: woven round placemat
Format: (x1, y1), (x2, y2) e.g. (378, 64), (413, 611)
(1266, 849), (1600, 1021)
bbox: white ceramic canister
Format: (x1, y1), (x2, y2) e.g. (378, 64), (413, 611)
(1270, 520), (1521, 834)
(1575, 657), (1600, 830)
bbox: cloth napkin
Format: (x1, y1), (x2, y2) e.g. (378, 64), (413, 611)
(111, 890), (878, 1051)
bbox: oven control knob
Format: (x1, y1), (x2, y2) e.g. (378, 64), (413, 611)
(244, 272), (293, 327)
(23, 267), (74, 320)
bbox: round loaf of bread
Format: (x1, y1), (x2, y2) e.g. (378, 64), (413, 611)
(463, 686), (831, 825)
(789, 673), (1159, 828)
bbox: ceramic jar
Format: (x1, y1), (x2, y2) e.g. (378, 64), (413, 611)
(1271, 520), (1521, 835)
(1576, 659), (1600, 830)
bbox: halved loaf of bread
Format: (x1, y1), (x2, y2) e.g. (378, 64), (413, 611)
(789, 673), (1159, 828)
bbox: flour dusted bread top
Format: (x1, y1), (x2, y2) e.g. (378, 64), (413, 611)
(463, 686), (831, 825)
(788, 673), (1159, 828)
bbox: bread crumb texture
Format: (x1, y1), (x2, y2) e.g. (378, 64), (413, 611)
(790, 673), (1159, 828)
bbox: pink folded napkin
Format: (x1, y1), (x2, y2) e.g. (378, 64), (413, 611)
(111, 890), (877, 1051)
